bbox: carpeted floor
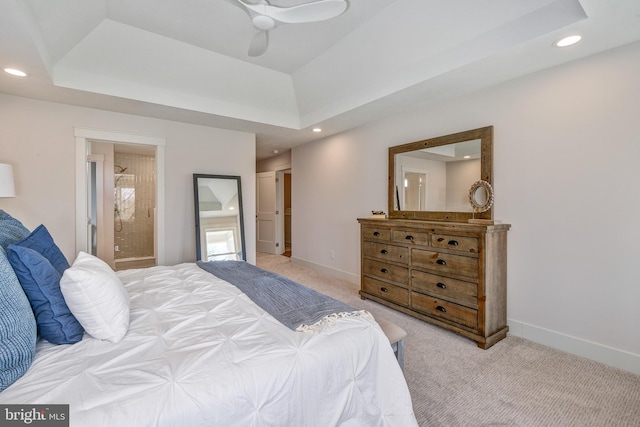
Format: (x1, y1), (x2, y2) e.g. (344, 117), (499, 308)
(256, 252), (640, 427)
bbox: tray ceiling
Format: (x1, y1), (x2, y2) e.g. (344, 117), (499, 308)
(1, 0), (640, 158)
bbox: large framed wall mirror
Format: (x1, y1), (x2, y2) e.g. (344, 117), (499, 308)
(388, 126), (493, 221)
(193, 174), (246, 261)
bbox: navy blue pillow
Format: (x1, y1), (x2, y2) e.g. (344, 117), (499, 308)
(0, 210), (30, 250)
(0, 247), (37, 391)
(6, 245), (83, 345)
(13, 225), (70, 276)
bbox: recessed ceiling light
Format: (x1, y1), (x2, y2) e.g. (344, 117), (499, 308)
(272, 150), (279, 154)
(463, 155), (471, 159)
(4, 68), (27, 77)
(312, 128), (322, 133)
(554, 35), (582, 48)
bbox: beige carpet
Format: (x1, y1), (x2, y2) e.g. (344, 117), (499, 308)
(256, 253), (640, 427)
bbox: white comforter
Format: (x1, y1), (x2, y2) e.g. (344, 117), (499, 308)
(2, 263), (417, 427)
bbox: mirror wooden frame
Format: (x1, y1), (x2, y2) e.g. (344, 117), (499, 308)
(388, 126), (494, 221)
(193, 174), (246, 261)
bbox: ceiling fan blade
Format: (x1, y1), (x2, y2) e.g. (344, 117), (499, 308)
(248, 30), (269, 57)
(266, 0), (347, 24)
(236, 0), (267, 14)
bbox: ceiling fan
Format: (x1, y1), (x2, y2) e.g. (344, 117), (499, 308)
(234, 0), (348, 57)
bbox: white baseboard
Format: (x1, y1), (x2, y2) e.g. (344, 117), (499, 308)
(508, 319), (640, 376)
(289, 256), (360, 285)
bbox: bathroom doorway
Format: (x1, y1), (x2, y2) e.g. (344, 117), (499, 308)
(74, 126), (166, 268)
(88, 141), (157, 270)
(113, 145), (157, 270)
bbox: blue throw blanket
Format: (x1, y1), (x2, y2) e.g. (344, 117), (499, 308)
(197, 260), (356, 331)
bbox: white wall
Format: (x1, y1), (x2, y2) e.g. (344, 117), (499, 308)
(446, 159), (480, 212)
(292, 41), (640, 373)
(256, 150), (291, 173)
(0, 94), (256, 265)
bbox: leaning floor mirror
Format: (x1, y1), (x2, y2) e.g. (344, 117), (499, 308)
(193, 174), (246, 262)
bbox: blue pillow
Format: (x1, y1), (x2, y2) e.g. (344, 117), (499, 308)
(0, 247), (37, 392)
(13, 225), (70, 276)
(6, 245), (83, 345)
(0, 210), (30, 250)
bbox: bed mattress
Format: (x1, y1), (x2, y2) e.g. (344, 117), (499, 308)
(1, 263), (417, 426)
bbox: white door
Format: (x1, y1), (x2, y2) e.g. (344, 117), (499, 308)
(404, 172), (426, 210)
(256, 171), (277, 253)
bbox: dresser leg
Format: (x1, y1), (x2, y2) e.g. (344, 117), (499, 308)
(477, 327), (509, 349)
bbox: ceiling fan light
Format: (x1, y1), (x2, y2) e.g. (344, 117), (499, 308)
(252, 15), (276, 31)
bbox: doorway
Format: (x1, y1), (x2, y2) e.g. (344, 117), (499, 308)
(74, 126), (166, 269)
(112, 145), (157, 270)
(89, 142), (157, 270)
(283, 171), (291, 257)
(404, 171), (426, 210)
(255, 168), (292, 257)
(256, 171), (277, 254)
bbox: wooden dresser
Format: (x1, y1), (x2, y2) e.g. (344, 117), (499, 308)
(358, 218), (510, 349)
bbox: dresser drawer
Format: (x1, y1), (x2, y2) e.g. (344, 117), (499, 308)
(362, 227), (391, 242)
(363, 241), (409, 264)
(391, 230), (430, 246)
(431, 233), (478, 253)
(411, 270), (477, 308)
(411, 249), (478, 279)
(363, 259), (409, 286)
(363, 277), (409, 306)
(411, 292), (478, 330)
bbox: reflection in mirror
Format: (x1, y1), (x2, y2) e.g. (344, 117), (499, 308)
(395, 139), (481, 212)
(472, 186), (488, 206)
(468, 180), (494, 213)
(193, 174), (246, 261)
(389, 126), (493, 221)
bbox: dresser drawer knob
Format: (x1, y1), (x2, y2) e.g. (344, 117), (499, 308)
(436, 282), (447, 289)
(436, 259), (447, 266)
(437, 237), (445, 242)
(381, 268), (389, 274)
(436, 305), (447, 313)
(373, 231), (380, 236)
(448, 240), (459, 246)
(380, 287), (389, 293)
(405, 235), (414, 241)
(380, 249), (388, 255)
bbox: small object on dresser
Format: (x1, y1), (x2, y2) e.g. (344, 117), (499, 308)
(370, 210), (387, 219)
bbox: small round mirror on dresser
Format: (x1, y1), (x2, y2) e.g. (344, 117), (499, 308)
(468, 180), (494, 213)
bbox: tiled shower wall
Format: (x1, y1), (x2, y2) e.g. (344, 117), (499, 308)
(114, 152), (155, 260)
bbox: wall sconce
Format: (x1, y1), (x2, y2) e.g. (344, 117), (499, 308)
(0, 163), (16, 198)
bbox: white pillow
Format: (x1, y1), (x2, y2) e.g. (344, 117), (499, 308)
(60, 251), (130, 343)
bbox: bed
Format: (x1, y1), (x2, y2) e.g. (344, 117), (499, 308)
(0, 211), (417, 426)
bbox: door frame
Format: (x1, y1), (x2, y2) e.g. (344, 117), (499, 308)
(276, 169), (289, 255)
(87, 153), (104, 258)
(74, 127), (166, 265)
